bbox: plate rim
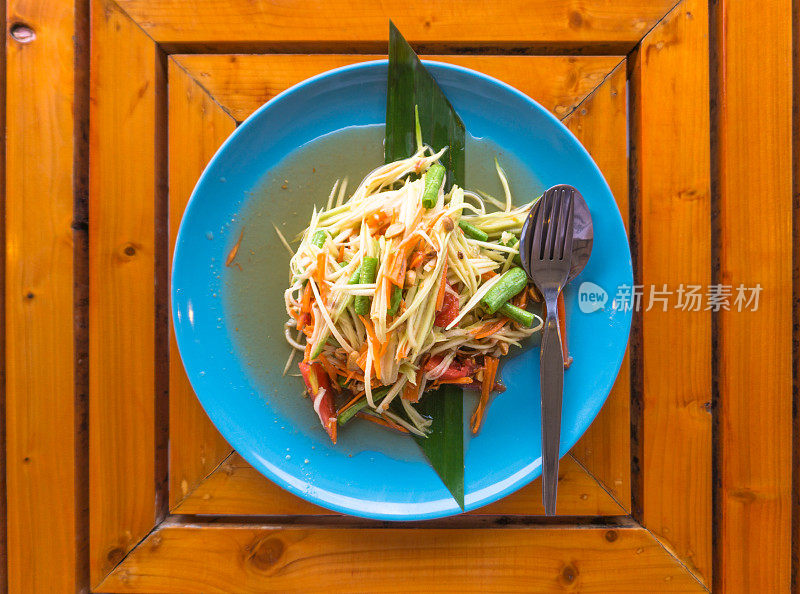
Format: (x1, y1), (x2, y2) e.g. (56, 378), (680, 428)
(171, 58), (633, 520)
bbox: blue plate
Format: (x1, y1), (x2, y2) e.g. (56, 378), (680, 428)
(172, 60), (632, 520)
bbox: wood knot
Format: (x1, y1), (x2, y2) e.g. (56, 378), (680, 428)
(25, 291), (34, 300)
(605, 530), (618, 542)
(117, 242), (140, 262)
(560, 563), (578, 584)
(10, 23), (35, 43)
(730, 487), (758, 502)
(149, 534), (163, 551)
(106, 546), (125, 565)
(246, 537), (284, 571)
(568, 10), (583, 29)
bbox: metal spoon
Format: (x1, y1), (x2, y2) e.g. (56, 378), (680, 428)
(519, 185), (593, 515)
(523, 187), (593, 283)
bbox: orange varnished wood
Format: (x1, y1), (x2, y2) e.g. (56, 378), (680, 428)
(174, 54), (622, 122)
(89, 0), (162, 585)
(631, 0), (711, 585)
(97, 523), (703, 593)
(167, 59), (235, 509)
(5, 0), (79, 591)
(564, 62), (631, 510)
(11, 0), (789, 590)
(715, 0), (793, 590)
(172, 453), (624, 516)
(115, 0), (676, 49)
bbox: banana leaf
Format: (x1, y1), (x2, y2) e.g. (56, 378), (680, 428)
(385, 22), (466, 510)
(385, 21), (466, 190)
(412, 385), (465, 510)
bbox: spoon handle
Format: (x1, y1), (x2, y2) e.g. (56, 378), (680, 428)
(540, 293), (564, 516)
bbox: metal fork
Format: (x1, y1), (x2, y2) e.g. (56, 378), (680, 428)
(519, 185), (575, 515)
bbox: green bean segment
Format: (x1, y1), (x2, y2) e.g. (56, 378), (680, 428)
(354, 256), (379, 315)
(499, 302), (535, 327)
(458, 220), (488, 241)
(421, 163), (446, 209)
(481, 267), (528, 314)
(311, 229), (328, 248)
(388, 285), (403, 316)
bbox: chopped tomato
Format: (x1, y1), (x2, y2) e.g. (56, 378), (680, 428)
(423, 355), (476, 380)
(434, 286), (459, 328)
(298, 362), (337, 444)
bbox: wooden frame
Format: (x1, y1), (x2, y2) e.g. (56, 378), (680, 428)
(4, 0), (794, 591)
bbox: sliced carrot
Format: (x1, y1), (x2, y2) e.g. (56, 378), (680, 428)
(338, 391), (365, 415)
(481, 270), (498, 281)
(372, 349), (382, 379)
(341, 367), (363, 384)
(512, 287), (528, 308)
(303, 342), (312, 363)
(300, 282), (312, 313)
(434, 376), (473, 386)
(359, 316), (377, 343)
(360, 315), (386, 378)
(355, 343), (369, 371)
(402, 380), (419, 402)
(408, 250), (426, 270)
(328, 359), (365, 384)
(296, 312), (310, 333)
(388, 246), (406, 285)
(472, 317), (508, 340)
(315, 251), (327, 300)
(557, 292), (570, 368)
(384, 252), (398, 284)
(356, 411), (409, 434)
(328, 419), (338, 444)
(393, 253), (408, 286)
(317, 354), (338, 382)
(338, 245), (345, 262)
(225, 227), (245, 267)
(434, 258), (449, 311)
(471, 355), (499, 434)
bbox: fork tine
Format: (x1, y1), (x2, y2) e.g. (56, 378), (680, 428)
(546, 188), (563, 260)
(531, 191), (549, 262)
(560, 190), (575, 261)
(543, 190), (557, 260)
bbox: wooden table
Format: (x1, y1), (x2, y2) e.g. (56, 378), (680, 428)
(4, 1), (793, 591)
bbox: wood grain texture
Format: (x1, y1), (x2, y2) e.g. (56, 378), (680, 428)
(114, 0), (676, 50)
(174, 54), (622, 123)
(167, 59), (235, 509)
(173, 453), (624, 516)
(564, 62), (631, 510)
(631, 0), (711, 584)
(89, 0), (162, 585)
(97, 523), (702, 593)
(6, 0), (78, 591)
(714, 1), (793, 590)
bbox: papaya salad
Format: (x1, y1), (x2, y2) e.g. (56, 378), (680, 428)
(281, 146), (546, 444)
